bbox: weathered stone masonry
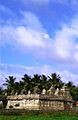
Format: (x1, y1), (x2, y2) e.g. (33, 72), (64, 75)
(6, 85), (73, 110)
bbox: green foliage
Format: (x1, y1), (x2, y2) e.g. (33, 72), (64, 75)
(0, 113), (78, 120)
(1, 73), (78, 101)
(66, 81), (78, 101)
(3, 76), (16, 95)
(0, 87), (3, 95)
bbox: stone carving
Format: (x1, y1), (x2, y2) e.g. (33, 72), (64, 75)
(5, 92), (7, 96)
(48, 86), (55, 95)
(54, 88), (59, 96)
(61, 85), (66, 93)
(0, 101), (3, 109)
(6, 86), (73, 110)
(28, 90), (31, 95)
(60, 85), (72, 99)
(42, 89), (46, 94)
(21, 89), (25, 95)
(11, 90), (15, 95)
(60, 85), (66, 96)
(15, 92), (18, 95)
(34, 86), (38, 94)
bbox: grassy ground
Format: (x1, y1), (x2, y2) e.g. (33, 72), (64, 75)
(0, 114), (78, 120)
(0, 110), (78, 120)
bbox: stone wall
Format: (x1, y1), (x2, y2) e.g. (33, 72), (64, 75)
(6, 94), (72, 110)
(7, 99), (40, 110)
(6, 94), (40, 110)
(39, 100), (64, 110)
(6, 86), (73, 110)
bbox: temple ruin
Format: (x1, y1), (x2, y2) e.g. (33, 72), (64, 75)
(6, 85), (73, 110)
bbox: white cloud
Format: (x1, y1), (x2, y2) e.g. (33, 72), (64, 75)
(74, 52), (78, 62)
(54, 17), (78, 62)
(0, 25), (50, 54)
(15, 26), (47, 48)
(21, 11), (45, 31)
(1, 11), (78, 63)
(58, 70), (78, 85)
(1, 10), (78, 87)
(0, 11), (49, 48)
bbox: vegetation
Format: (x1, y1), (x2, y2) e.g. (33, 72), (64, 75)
(0, 113), (78, 120)
(0, 73), (78, 101)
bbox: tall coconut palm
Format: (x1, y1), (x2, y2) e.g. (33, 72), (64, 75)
(41, 74), (47, 89)
(66, 81), (78, 101)
(21, 74), (31, 93)
(14, 82), (20, 94)
(32, 74), (42, 93)
(48, 73), (63, 89)
(3, 76), (16, 95)
(66, 81), (74, 88)
(0, 87), (3, 95)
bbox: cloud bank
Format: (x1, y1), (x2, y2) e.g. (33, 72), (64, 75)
(1, 11), (78, 63)
(0, 4), (78, 86)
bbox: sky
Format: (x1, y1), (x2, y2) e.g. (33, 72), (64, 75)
(0, 0), (78, 86)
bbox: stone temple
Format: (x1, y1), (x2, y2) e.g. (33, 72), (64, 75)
(6, 85), (73, 110)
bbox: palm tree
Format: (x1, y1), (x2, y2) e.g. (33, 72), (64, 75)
(66, 81), (78, 101)
(32, 74), (42, 93)
(21, 74), (31, 93)
(3, 76), (16, 95)
(48, 73), (63, 89)
(41, 74), (47, 89)
(0, 87), (3, 95)
(66, 81), (74, 88)
(14, 82), (20, 94)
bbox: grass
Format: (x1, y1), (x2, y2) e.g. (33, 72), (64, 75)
(0, 110), (78, 120)
(0, 114), (78, 120)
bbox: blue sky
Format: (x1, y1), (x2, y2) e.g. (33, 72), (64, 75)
(0, 0), (78, 86)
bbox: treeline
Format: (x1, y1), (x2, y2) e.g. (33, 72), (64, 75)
(0, 73), (78, 101)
